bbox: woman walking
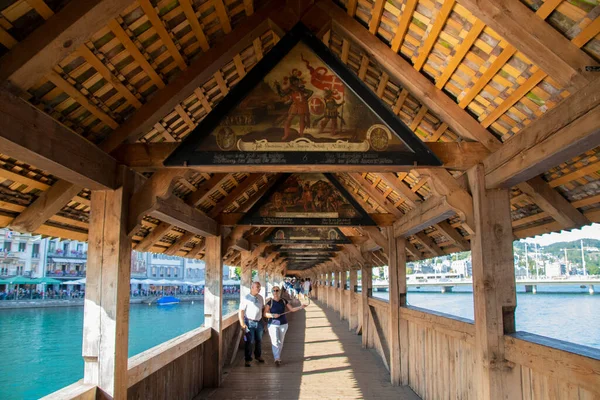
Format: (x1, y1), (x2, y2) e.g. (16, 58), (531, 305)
(264, 286), (307, 366)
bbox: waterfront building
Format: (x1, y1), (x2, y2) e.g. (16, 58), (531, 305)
(0, 228), (87, 282)
(545, 262), (563, 278)
(0, 229), (46, 278)
(44, 237), (88, 281)
(451, 258), (472, 278)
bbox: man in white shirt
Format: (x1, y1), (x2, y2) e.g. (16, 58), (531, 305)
(303, 278), (312, 298)
(238, 281), (265, 367)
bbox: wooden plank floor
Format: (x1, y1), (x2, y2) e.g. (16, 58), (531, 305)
(201, 300), (420, 399)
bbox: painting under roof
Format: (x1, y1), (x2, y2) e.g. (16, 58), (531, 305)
(240, 173), (374, 226)
(165, 23), (441, 168)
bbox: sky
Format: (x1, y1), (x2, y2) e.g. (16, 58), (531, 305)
(521, 223), (600, 246)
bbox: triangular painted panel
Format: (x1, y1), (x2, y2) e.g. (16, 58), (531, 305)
(240, 173), (374, 226)
(165, 23), (441, 168)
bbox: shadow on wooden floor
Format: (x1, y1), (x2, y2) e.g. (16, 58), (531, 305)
(199, 299), (420, 399)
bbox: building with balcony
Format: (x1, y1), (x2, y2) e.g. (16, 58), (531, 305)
(0, 228), (87, 282)
(44, 237), (88, 281)
(0, 229), (47, 278)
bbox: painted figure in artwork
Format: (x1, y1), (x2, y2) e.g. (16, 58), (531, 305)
(299, 181), (316, 212)
(274, 69), (314, 140)
(312, 88), (345, 134)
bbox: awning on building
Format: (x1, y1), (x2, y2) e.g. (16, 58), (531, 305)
(50, 258), (86, 264)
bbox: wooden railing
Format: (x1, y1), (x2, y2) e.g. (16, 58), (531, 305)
(127, 325), (211, 398)
(315, 283), (600, 400)
(506, 332), (600, 399)
(221, 311), (243, 369)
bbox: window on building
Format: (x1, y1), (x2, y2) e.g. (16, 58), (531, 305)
(48, 241), (56, 252)
(63, 242), (69, 253)
(3, 241), (11, 252)
(18, 242), (26, 252)
(77, 243), (83, 252)
(32, 244), (39, 257)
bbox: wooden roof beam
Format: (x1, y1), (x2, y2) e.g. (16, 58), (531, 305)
(376, 173), (421, 208)
(135, 222), (173, 252)
(456, 0), (596, 89)
(186, 174), (230, 208)
(164, 232), (196, 256)
(414, 232), (444, 258)
(208, 174), (267, 217)
(485, 78), (600, 189)
(148, 196), (218, 237)
(186, 240), (206, 259)
(363, 226), (389, 254)
(0, 0), (133, 91)
(405, 240), (422, 259)
(517, 177), (589, 230)
(9, 180), (82, 234)
(422, 168), (475, 234)
(102, 1), (283, 153)
(434, 221), (470, 251)
(0, 90), (118, 190)
(128, 169), (192, 234)
(393, 195), (457, 238)
(347, 173), (403, 217)
(315, 1), (501, 152)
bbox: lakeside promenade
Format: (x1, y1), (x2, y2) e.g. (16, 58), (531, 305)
(0, 293), (241, 310)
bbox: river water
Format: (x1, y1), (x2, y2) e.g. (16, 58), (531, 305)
(0, 292), (599, 399)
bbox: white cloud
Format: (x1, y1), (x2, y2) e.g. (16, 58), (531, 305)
(521, 223), (600, 246)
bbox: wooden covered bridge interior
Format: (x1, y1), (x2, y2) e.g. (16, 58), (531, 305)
(0, 0), (599, 398)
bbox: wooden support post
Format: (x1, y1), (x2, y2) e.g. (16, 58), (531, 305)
(389, 228), (408, 386)
(468, 164), (520, 400)
(82, 167), (133, 399)
(324, 271), (330, 307)
(361, 262), (372, 349)
(258, 258), (267, 301)
(338, 270), (343, 320)
(349, 269), (358, 331)
(203, 235), (223, 387)
(240, 250), (251, 299)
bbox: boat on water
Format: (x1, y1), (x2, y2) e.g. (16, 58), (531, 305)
(156, 296), (180, 305)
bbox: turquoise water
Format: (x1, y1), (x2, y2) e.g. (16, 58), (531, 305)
(1, 292), (599, 399)
(0, 300), (240, 400)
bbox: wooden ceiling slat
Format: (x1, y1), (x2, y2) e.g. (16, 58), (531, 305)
(412, 0), (455, 71)
(108, 19), (166, 89)
(0, 0), (134, 89)
(436, 20), (485, 89)
(390, 0), (417, 53)
(138, 0), (188, 71)
(320, 1), (501, 151)
(76, 45), (142, 108)
(98, 6), (276, 153)
(179, 0), (210, 52)
(47, 70), (119, 129)
(457, 0), (595, 89)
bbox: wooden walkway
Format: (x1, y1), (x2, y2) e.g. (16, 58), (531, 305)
(201, 300), (420, 399)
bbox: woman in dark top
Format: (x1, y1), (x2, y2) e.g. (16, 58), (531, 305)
(264, 285), (307, 366)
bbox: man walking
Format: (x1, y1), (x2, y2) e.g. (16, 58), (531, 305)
(238, 281), (265, 367)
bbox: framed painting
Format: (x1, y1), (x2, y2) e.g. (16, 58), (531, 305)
(164, 23), (441, 169)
